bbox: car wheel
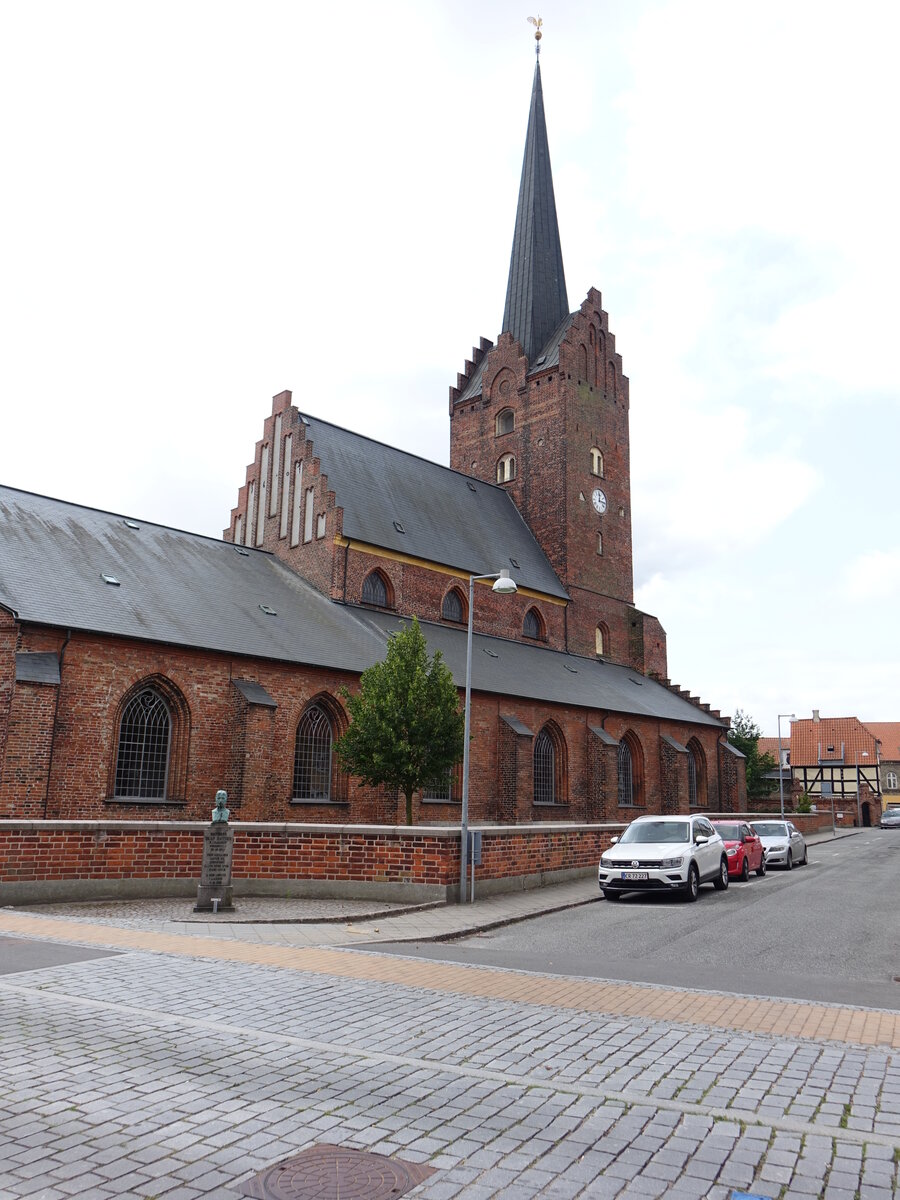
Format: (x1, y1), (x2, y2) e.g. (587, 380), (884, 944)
(756, 855), (767, 877)
(740, 856), (750, 882)
(602, 890), (620, 902)
(683, 863), (700, 902)
(713, 856), (729, 891)
(786, 850), (793, 871)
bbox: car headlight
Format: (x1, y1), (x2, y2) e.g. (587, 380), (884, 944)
(600, 856), (612, 868)
(660, 856), (683, 869)
(772, 844), (786, 851)
(726, 847), (738, 856)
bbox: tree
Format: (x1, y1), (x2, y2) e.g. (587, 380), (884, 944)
(728, 709), (777, 800)
(335, 618), (465, 825)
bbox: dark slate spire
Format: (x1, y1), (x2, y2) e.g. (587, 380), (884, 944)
(501, 60), (569, 362)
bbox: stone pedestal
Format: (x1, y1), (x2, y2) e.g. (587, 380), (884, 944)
(194, 823), (234, 912)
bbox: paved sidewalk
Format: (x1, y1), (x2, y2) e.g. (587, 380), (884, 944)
(3, 826), (896, 1199)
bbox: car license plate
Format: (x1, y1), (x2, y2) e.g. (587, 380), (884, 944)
(621, 871), (648, 881)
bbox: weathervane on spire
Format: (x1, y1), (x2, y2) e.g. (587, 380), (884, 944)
(527, 14), (543, 57)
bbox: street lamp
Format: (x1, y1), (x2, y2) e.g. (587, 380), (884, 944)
(777, 712), (795, 820)
(460, 569), (517, 903)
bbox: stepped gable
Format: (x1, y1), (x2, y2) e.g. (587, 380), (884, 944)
(296, 414), (568, 600)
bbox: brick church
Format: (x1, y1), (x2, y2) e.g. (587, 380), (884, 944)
(0, 57), (746, 825)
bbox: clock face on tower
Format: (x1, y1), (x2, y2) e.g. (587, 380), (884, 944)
(591, 488), (607, 514)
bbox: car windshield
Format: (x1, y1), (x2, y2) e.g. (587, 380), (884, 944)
(619, 820), (688, 844)
(752, 822), (787, 837)
(714, 823), (742, 841)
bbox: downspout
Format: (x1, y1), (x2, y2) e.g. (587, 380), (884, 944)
(43, 628), (71, 818)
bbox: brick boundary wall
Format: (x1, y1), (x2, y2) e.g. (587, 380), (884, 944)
(0, 821), (625, 905)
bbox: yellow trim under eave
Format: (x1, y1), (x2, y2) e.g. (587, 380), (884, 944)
(333, 536), (568, 606)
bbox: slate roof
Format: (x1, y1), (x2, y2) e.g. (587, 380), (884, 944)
(353, 609), (724, 728)
(0, 485), (723, 730)
(300, 415), (568, 600)
(789, 717), (880, 766)
(0, 486), (383, 674)
(502, 60), (569, 363)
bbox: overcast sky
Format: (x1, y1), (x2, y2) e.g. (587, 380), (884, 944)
(2, 1), (898, 736)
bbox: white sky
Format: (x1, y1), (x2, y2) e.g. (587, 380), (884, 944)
(2, 0), (898, 736)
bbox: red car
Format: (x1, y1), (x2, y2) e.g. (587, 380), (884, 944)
(711, 821), (766, 881)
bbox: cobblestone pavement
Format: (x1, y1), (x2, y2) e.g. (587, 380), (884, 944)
(1, 923), (898, 1199)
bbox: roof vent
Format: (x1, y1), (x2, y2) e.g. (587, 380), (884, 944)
(234, 546), (250, 556)
(101, 573), (120, 586)
(298, 414), (310, 426)
(467, 482), (477, 492)
(482, 648), (499, 659)
(393, 520), (406, 534)
(259, 604), (277, 616)
(536, 355), (547, 365)
(123, 519), (139, 530)
(629, 677), (643, 687)
(563, 663), (578, 674)
(509, 557), (520, 569)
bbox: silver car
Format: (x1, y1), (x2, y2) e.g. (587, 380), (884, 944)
(598, 814), (729, 902)
(880, 807), (900, 829)
(750, 819), (808, 869)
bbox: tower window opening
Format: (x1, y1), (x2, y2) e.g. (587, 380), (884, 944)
(496, 453), (516, 484)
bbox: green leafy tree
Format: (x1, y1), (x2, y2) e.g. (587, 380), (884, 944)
(728, 709), (778, 800)
(335, 617), (465, 825)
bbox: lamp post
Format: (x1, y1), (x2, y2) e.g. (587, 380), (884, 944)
(777, 712), (795, 820)
(460, 569), (517, 903)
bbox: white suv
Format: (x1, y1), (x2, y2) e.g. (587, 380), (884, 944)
(598, 814), (729, 902)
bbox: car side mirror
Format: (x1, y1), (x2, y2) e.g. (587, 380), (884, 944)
(610, 836), (619, 845)
(695, 835), (708, 845)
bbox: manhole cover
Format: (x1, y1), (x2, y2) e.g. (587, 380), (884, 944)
(238, 1144), (436, 1200)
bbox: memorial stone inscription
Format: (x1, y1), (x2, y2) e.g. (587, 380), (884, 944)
(194, 790), (235, 912)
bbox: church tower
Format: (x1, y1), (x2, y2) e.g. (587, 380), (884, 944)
(449, 45), (667, 677)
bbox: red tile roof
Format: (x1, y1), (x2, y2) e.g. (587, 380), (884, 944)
(758, 737), (780, 761)
(863, 722), (900, 763)
(789, 717), (879, 767)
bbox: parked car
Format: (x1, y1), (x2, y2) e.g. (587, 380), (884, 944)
(712, 820), (766, 880)
(598, 814), (729, 903)
(749, 819), (807, 869)
(880, 807), (900, 829)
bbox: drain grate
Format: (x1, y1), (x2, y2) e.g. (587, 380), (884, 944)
(238, 1144), (436, 1200)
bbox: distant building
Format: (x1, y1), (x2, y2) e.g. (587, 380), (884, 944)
(864, 722), (900, 806)
(783, 713), (884, 826)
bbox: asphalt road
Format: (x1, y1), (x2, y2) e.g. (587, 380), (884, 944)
(371, 832), (900, 1009)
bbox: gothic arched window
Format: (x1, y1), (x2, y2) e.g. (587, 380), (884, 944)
(293, 704), (334, 801)
(533, 722), (566, 806)
(617, 733), (644, 807)
(114, 688), (171, 800)
(441, 588), (465, 623)
(534, 729), (556, 805)
(523, 607), (544, 640)
(687, 739), (706, 808)
(496, 408), (514, 436)
(361, 570), (388, 607)
(590, 447), (604, 477)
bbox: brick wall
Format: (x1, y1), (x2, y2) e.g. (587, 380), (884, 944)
(0, 820), (622, 904)
(0, 616), (740, 828)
